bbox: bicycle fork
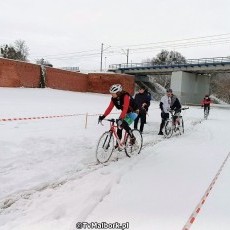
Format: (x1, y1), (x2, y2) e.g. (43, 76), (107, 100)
(102, 132), (113, 150)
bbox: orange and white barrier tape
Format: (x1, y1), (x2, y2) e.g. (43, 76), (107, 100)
(0, 114), (80, 122)
(0, 112), (119, 129)
(182, 152), (230, 230)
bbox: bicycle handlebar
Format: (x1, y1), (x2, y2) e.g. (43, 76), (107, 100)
(169, 107), (189, 113)
(98, 118), (116, 125)
(104, 118), (116, 122)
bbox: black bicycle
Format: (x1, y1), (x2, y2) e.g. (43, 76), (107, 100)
(204, 106), (209, 120)
(164, 107), (189, 138)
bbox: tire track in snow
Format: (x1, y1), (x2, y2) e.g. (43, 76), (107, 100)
(0, 117), (203, 214)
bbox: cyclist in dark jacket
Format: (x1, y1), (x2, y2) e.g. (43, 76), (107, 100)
(134, 86), (150, 133)
(170, 89), (181, 124)
(98, 84), (138, 145)
(170, 94), (181, 112)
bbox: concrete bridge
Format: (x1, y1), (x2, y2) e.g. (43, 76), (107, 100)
(108, 57), (230, 104)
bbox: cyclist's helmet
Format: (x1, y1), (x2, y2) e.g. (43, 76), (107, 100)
(109, 84), (122, 94)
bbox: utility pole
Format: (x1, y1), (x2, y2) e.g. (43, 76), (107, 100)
(100, 43), (111, 72)
(100, 43), (104, 72)
(126, 49), (129, 64)
(122, 48), (129, 65)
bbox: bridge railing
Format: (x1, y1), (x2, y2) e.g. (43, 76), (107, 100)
(108, 57), (230, 70)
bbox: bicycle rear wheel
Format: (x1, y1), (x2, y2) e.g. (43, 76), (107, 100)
(164, 120), (173, 138)
(96, 131), (114, 163)
(204, 108), (209, 119)
(178, 117), (184, 134)
(125, 129), (143, 157)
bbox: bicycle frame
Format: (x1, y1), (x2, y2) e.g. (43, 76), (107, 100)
(170, 112), (181, 127)
(164, 108), (188, 138)
(107, 119), (129, 149)
(96, 118), (143, 163)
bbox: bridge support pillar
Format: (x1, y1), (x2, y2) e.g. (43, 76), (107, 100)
(171, 71), (210, 104)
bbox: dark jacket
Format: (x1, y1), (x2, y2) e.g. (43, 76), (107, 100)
(170, 94), (181, 112)
(134, 91), (150, 114)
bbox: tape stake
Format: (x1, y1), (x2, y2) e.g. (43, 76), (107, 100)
(85, 112), (88, 129)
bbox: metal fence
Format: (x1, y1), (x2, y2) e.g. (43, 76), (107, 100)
(108, 57), (230, 70)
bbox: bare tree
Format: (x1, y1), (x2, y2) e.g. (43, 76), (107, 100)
(152, 49), (186, 65)
(0, 40), (29, 61)
(152, 75), (171, 89)
(36, 58), (53, 67)
(1, 44), (18, 59)
(210, 73), (230, 103)
(14, 40), (29, 61)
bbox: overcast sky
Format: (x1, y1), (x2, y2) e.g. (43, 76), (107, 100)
(1, 0), (230, 71)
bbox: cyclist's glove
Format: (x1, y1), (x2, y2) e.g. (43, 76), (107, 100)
(98, 115), (105, 123)
(116, 119), (123, 127)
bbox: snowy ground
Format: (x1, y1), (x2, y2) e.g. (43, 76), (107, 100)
(0, 88), (230, 230)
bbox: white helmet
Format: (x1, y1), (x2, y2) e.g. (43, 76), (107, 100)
(109, 84), (122, 93)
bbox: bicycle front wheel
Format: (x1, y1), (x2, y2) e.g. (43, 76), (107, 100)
(164, 120), (173, 138)
(125, 129), (143, 157)
(96, 131), (114, 163)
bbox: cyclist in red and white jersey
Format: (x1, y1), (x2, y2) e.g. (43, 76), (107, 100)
(98, 84), (138, 145)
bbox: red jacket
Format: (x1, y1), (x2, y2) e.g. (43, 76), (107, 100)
(202, 97), (211, 106)
(103, 94), (130, 119)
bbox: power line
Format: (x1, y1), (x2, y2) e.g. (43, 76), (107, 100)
(112, 33), (230, 49)
(29, 33), (230, 62)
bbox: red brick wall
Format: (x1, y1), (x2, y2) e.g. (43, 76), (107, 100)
(88, 73), (135, 95)
(0, 58), (40, 87)
(46, 67), (88, 92)
(0, 58), (135, 95)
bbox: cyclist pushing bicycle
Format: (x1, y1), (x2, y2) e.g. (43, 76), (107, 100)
(158, 88), (181, 135)
(98, 84), (138, 147)
(170, 91), (182, 125)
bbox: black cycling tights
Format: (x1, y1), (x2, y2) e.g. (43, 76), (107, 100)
(117, 120), (133, 139)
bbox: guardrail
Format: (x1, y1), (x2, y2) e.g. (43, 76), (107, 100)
(108, 57), (230, 70)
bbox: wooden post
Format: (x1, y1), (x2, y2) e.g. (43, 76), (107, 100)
(85, 113), (88, 129)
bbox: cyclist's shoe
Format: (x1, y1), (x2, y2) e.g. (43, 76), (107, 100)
(158, 131), (163, 135)
(129, 136), (136, 145)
